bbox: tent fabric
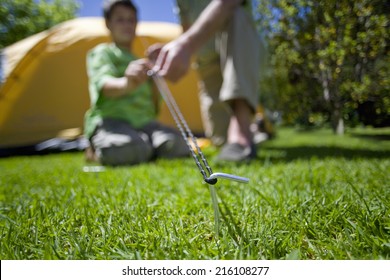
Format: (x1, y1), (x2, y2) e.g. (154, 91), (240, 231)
(0, 17), (203, 148)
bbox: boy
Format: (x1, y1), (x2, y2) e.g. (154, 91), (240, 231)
(84, 0), (189, 166)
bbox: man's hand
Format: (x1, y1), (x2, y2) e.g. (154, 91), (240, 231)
(151, 37), (192, 82)
(146, 43), (164, 63)
(150, 0), (243, 83)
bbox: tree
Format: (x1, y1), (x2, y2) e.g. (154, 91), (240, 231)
(0, 0), (79, 49)
(256, 0), (390, 133)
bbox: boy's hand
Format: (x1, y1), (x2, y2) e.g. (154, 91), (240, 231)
(125, 58), (151, 90)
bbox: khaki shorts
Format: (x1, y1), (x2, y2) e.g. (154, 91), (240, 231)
(195, 7), (263, 146)
(90, 119), (189, 166)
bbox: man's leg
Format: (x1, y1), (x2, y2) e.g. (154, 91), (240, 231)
(91, 119), (153, 166)
(228, 99), (254, 147)
(217, 7), (261, 161)
(196, 54), (231, 147)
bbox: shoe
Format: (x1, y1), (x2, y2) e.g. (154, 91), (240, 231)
(216, 143), (256, 162)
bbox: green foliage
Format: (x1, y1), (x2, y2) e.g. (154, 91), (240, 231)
(256, 0), (390, 132)
(0, 0), (79, 49)
(1, 127), (389, 259)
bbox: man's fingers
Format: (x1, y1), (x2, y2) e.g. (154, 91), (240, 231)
(152, 48), (182, 81)
(152, 48), (168, 75)
(160, 57), (187, 82)
(146, 43), (164, 62)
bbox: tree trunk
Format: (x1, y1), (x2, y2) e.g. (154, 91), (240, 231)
(321, 71), (344, 135)
(331, 107), (345, 135)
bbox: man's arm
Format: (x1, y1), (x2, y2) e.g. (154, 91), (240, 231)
(176, 0), (243, 55)
(152, 0), (243, 81)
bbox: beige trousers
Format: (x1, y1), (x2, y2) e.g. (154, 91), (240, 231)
(195, 7), (261, 146)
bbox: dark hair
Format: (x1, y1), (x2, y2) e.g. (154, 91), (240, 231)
(103, 0), (138, 20)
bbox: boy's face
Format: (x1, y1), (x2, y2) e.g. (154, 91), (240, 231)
(106, 5), (137, 45)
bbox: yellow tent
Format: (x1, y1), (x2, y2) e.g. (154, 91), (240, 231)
(0, 17), (203, 148)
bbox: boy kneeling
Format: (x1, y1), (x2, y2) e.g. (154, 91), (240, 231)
(85, 0), (188, 165)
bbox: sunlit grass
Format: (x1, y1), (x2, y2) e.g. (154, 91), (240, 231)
(0, 127), (389, 259)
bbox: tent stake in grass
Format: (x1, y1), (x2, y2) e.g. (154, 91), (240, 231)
(149, 71), (248, 238)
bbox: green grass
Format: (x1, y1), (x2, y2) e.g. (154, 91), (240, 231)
(0, 127), (389, 260)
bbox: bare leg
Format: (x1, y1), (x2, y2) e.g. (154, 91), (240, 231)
(227, 98), (253, 147)
(217, 98), (256, 162)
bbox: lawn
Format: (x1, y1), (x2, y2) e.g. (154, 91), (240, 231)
(0, 127), (389, 260)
